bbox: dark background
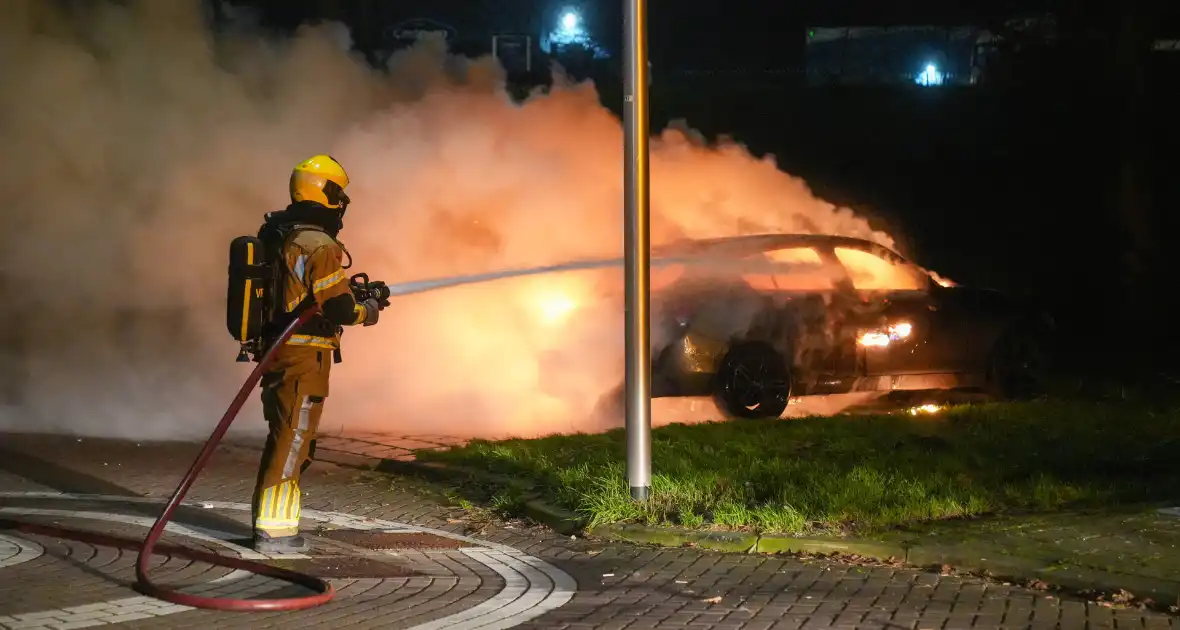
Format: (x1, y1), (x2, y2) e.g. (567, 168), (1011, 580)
(219, 0), (1180, 379)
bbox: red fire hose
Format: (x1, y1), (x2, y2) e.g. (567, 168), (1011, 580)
(0, 306), (335, 612)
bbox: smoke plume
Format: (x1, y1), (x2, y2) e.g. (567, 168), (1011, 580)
(0, 0), (899, 441)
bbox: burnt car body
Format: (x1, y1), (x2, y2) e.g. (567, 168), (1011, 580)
(640, 234), (1052, 419)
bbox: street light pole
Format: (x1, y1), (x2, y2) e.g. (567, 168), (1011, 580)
(622, 0), (652, 501)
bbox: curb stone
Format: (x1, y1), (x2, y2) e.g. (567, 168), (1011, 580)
(590, 524), (759, 553)
(522, 499), (585, 536)
(388, 459), (1180, 607)
(755, 534), (907, 559)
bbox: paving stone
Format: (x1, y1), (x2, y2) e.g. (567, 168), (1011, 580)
(1, 433), (1178, 629)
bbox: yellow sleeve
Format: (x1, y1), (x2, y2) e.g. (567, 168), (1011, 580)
(305, 245), (347, 300)
(304, 245), (367, 326)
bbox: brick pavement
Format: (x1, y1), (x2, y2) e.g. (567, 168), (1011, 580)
(0, 433), (1175, 630)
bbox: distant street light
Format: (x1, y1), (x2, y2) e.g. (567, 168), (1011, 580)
(916, 62), (945, 86)
(561, 12), (579, 33)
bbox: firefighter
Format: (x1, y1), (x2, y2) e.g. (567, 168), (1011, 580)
(251, 154), (381, 554)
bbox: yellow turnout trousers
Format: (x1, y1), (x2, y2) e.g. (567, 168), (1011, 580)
(252, 346), (331, 537)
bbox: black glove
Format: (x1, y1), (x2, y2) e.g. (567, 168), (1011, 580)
(361, 299), (380, 326)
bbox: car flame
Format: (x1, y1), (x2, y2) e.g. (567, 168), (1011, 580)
(857, 321), (913, 348)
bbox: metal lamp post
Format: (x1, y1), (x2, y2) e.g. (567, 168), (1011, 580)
(622, 0), (652, 501)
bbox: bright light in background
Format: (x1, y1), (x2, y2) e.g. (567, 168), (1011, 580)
(542, 5), (610, 59)
(915, 62), (945, 86)
(560, 11), (579, 33)
(536, 293), (578, 324)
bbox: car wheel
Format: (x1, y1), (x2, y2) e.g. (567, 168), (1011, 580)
(989, 320), (1052, 400)
(713, 341), (792, 420)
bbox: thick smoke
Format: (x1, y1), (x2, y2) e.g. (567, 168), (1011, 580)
(0, 1), (899, 440)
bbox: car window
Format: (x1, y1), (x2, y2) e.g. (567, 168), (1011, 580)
(833, 247), (927, 291)
(743, 247), (834, 292)
(765, 247), (823, 265)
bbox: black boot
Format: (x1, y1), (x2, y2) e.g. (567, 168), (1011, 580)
(254, 531), (310, 554)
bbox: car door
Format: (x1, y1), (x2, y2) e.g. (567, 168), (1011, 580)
(752, 246), (845, 389)
(829, 246), (965, 375)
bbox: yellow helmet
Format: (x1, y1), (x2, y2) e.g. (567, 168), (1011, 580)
(290, 154), (350, 209)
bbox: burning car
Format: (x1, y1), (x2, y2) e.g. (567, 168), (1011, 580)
(641, 234), (1052, 419)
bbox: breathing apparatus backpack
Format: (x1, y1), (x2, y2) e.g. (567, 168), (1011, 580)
(225, 215), (312, 362)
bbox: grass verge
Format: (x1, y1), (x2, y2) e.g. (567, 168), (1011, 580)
(414, 400), (1180, 536)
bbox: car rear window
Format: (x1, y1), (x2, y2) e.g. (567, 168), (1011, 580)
(833, 247), (926, 291)
(743, 247), (834, 291)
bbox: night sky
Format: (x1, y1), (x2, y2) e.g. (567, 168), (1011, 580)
(232, 0), (1098, 70)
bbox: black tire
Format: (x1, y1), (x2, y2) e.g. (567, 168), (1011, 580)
(989, 320), (1053, 400)
(713, 341), (792, 419)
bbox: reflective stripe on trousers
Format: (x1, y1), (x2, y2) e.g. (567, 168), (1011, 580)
(255, 479), (301, 533)
(283, 396), (313, 478)
(253, 348), (329, 538)
(255, 395), (314, 535)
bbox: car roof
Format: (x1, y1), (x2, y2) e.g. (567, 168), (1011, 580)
(653, 233), (913, 265)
